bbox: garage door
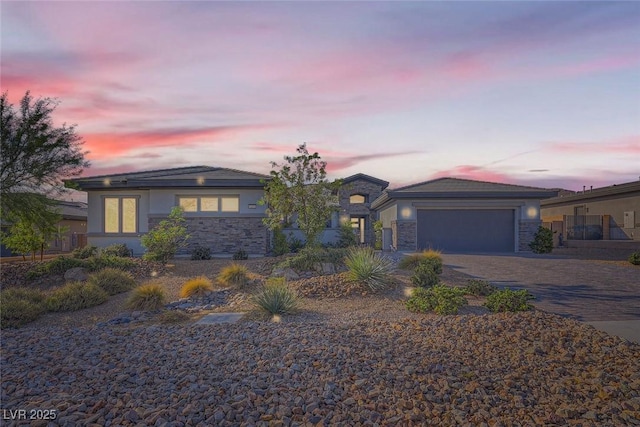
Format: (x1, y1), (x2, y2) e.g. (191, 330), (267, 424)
(417, 209), (515, 252)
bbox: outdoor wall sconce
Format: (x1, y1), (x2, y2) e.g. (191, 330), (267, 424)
(526, 206), (538, 219)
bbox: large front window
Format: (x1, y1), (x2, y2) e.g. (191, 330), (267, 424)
(104, 197), (137, 233)
(178, 196), (239, 213)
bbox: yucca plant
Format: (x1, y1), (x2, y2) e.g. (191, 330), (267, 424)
(344, 246), (394, 292)
(46, 281), (109, 312)
(88, 268), (137, 295)
(217, 263), (249, 287)
(126, 283), (166, 311)
(180, 276), (214, 298)
(252, 279), (298, 315)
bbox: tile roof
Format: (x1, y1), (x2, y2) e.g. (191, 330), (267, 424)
(392, 177), (552, 193)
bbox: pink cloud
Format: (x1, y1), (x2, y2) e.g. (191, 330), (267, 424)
(429, 165), (514, 184)
(548, 135), (640, 154)
(84, 126), (254, 158)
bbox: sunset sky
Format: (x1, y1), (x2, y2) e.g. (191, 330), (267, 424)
(2, 1), (639, 192)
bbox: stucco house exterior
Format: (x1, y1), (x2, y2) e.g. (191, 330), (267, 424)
(372, 178), (558, 252)
(68, 166), (272, 256)
(541, 180), (640, 241)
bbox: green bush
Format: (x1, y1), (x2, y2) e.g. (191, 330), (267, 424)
(190, 245), (212, 260)
(464, 279), (497, 296)
(86, 255), (136, 271)
(88, 268), (137, 296)
(0, 288), (47, 328)
(252, 279), (298, 315)
(345, 246), (394, 292)
(101, 243), (131, 257)
(26, 256), (87, 279)
(72, 245), (98, 259)
(411, 260), (440, 288)
(529, 226), (554, 254)
(398, 250), (443, 273)
(288, 236), (304, 253)
(218, 263), (249, 287)
(272, 227), (289, 256)
(628, 251), (640, 266)
(141, 206), (189, 264)
(485, 288), (534, 313)
(336, 222), (359, 248)
(277, 246), (347, 271)
(126, 283), (166, 311)
(46, 281), (109, 312)
(233, 249), (249, 260)
(406, 284), (467, 315)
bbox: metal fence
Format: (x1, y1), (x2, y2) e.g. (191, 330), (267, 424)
(565, 215), (603, 240)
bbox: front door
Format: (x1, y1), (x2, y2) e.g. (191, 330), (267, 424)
(350, 216), (366, 244)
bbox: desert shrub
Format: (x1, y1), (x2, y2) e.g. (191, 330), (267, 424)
(464, 279), (497, 296)
(218, 263), (249, 287)
(272, 227), (290, 256)
(126, 283), (166, 311)
(485, 288), (534, 313)
(46, 281), (109, 312)
(529, 226), (553, 254)
(288, 236), (304, 253)
(101, 243), (131, 258)
(628, 251), (640, 266)
(158, 310), (190, 324)
(141, 206), (189, 264)
(26, 256), (87, 279)
(87, 255), (136, 271)
(278, 246), (347, 271)
(0, 288), (47, 328)
(180, 276), (214, 298)
(72, 245), (98, 259)
(87, 268), (136, 296)
(406, 284), (467, 315)
(345, 246), (394, 292)
(190, 245), (211, 260)
(398, 250), (443, 273)
(233, 249), (249, 260)
(336, 222), (359, 248)
(411, 260), (440, 288)
(252, 280), (298, 315)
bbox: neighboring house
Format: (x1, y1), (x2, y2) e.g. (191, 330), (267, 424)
(0, 200), (87, 257)
(371, 178), (558, 253)
(541, 180), (640, 241)
(68, 166), (271, 256)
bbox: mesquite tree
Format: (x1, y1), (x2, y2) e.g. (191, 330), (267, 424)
(261, 144), (340, 246)
(1, 91), (89, 222)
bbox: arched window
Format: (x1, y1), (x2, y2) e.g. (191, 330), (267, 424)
(349, 194), (367, 204)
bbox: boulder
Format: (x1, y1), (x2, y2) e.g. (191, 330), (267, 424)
(271, 268), (299, 281)
(64, 267), (89, 282)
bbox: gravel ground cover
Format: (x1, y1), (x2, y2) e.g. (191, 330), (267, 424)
(2, 256), (639, 426)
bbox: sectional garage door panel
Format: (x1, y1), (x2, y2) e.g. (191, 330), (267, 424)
(417, 209), (515, 252)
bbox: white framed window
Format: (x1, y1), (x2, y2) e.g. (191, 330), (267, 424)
(177, 196), (239, 213)
(104, 197), (138, 233)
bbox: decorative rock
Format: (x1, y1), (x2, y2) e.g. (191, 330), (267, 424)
(64, 267), (89, 282)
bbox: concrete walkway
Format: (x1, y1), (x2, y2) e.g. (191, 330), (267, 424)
(441, 253), (640, 343)
(196, 312), (245, 325)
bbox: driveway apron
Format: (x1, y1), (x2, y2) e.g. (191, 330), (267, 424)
(441, 253), (639, 322)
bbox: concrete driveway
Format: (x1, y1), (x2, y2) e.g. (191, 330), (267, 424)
(441, 253), (640, 342)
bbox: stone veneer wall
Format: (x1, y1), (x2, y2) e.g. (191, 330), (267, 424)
(149, 216), (269, 255)
(392, 220), (417, 251)
(518, 220), (541, 251)
(339, 179), (386, 245)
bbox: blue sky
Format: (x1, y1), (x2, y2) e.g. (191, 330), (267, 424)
(2, 1), (639, 191)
